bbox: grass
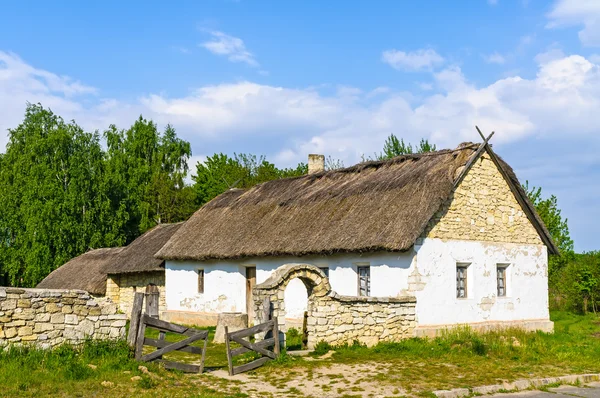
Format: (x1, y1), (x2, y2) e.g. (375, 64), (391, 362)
(249, 311), (600, 394)
(1, 311), (599, 397)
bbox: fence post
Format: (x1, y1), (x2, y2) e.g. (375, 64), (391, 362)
(127, 292), (144, 349)
(273, 316), (280, 356)
(225, 326), (233, 376)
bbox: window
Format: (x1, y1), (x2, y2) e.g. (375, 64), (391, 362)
(197, 269), (204, 294)
(497, 265), (508, 297)
(357, 266), (370, 296)
(319, 267), (329, 277)
(456, 263), (469, 298)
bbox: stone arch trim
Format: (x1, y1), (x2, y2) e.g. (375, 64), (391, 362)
(252, 263), (329, 326)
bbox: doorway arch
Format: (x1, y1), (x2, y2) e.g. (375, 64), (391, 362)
(253, 263), (330, 346)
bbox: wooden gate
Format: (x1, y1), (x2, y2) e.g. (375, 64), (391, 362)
(225, 317), (280, 375)
(128, 292), (209, 373)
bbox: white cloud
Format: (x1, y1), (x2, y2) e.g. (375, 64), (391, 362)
(381, 49), (444, 71)
(534, 48), (566, 64)
(3, 50), (600, 250)
(200, 30), (258, 67)
(483, 52), (506, 64)
(547, 0), (600, 46)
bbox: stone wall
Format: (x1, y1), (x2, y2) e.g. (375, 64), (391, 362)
(253, 263), (417, 348)
(106, 271), (165, 318)
(424, 153), (542, 245)
(0, 287), (126, 348)
(306, 293), (416, 347)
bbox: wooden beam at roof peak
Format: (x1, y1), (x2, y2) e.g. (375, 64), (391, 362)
(453, 129), (494, 188)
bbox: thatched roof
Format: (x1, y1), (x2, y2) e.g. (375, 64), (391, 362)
(37, 248), (125, 295)
(156, 144), (558, 261)
(103, 222), (183, 275)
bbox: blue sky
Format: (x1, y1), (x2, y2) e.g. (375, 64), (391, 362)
(0, 0), (599, 251)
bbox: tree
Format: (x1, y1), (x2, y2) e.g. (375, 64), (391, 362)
(103, 117), (195, 242)
(376, 134), (437, 160)
(524, 183), (575, 276)
(193, 153), (307, 207)
(0, 104), (115, 286)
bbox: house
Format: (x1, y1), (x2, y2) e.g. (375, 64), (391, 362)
(37, 247), (125, 296)
(156, 142), (558, 337)
(37, 223), (182, 318)
(104, 222), (182, 316)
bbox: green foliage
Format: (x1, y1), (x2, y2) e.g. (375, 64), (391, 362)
(369, 134), (437, 161)
(312, 340), (333, 356)
(285, 327), (303, 351)
(193, 153), (307, 206)
(0, 105), (196, 286)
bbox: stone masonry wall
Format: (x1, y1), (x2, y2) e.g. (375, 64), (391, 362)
(253, 263), (417, 348)
(0, 287), (126, 348)
(423, 153), (542, 245)
(306, 293), (416, 347)
(106, 271), (165, 318)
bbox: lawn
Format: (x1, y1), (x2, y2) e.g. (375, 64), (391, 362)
(1, 311), (599, 397)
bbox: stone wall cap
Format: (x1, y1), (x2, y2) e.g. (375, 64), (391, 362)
(330, 293), (416, 303)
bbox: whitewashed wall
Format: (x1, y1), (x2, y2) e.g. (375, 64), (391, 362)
(412, 238), (550, 329)
(165, 251), (414, 320)
(165, 239), (550, 330)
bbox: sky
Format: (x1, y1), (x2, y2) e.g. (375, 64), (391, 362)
(0, 0), (599, 252)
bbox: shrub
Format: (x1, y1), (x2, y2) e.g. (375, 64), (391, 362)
(313, 340), (332, 356)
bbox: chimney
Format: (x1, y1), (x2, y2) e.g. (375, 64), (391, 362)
(308, 154), (325, 174)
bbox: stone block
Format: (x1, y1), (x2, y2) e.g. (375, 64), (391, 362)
(34, 323), (54, 333)
(4, 327), (17, 339)
(45, 303), (60, 313)
(21, 334), (38, 341)
(65, 314), (78, 325)
(17, 299), (31, 308)
(1, 300), (17, 311)
(34, 313), (51, 322)
(50, 313), (65, 324)
(18, 326), (33, 336)
(61, 305), (73, 314)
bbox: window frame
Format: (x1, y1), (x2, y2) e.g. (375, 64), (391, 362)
(197, 269), (205, 294)
(496, 264), (509, 297)
(357, 265), (371, 297)
(456, 263), (470, 299)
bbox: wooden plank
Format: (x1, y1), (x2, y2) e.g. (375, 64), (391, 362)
(453, 130), (494, 188)
(198, 330), (208, 374)
(134, 316), (147, 360)
(272, 316), (280, 356)
(229, 320), (274, 339)
(143, 338), (204, 355)
(225, 326), (234, 376)
(142, 315), (191, 335)
(140, 332), (206, 362)
(232, 357), (271, 375)
(127, 292), (144, 348)
(230, 335), (276, 359)
(157, 360), (201, 373)
(230, 338), (275, 357)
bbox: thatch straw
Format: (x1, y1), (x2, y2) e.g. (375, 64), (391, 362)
(36, 247), (124, 295)
(156, 144), (557, 261)
(103, 222), (183, 274)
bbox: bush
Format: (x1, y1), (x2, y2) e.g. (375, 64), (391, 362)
(313, 340), (332, 356)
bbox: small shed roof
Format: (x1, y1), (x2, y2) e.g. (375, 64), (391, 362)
(37, 247), (125, 295)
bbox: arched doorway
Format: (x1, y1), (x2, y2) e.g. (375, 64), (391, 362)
(253, 264), (331, 349)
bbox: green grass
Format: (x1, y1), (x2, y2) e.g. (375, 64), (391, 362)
(251, 311), (600, 393)
(2, 311), (599, 397)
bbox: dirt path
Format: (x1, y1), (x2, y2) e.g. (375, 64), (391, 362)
(196, 362), (407, 398)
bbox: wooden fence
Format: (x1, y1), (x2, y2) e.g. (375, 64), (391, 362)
(225, 317), (280, 375)
(128, 292), (208, 373)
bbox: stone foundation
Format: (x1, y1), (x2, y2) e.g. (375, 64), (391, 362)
(415, 319), (554, 338)
(0, 287), (126, 348)
(106, 271), (165, 318)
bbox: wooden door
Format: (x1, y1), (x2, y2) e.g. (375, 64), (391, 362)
(145, 284), (160, 319)
(246, 267), (256, 323)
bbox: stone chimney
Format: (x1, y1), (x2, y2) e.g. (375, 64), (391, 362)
(308, 154), (325, 174)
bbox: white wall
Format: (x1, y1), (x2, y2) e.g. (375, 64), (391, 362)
(165, 239), (550, 328)
(413, 238), (550, 327)
(165, 251), (414, 320)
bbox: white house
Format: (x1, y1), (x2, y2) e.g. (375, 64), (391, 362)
(156, 142), (558, 336)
